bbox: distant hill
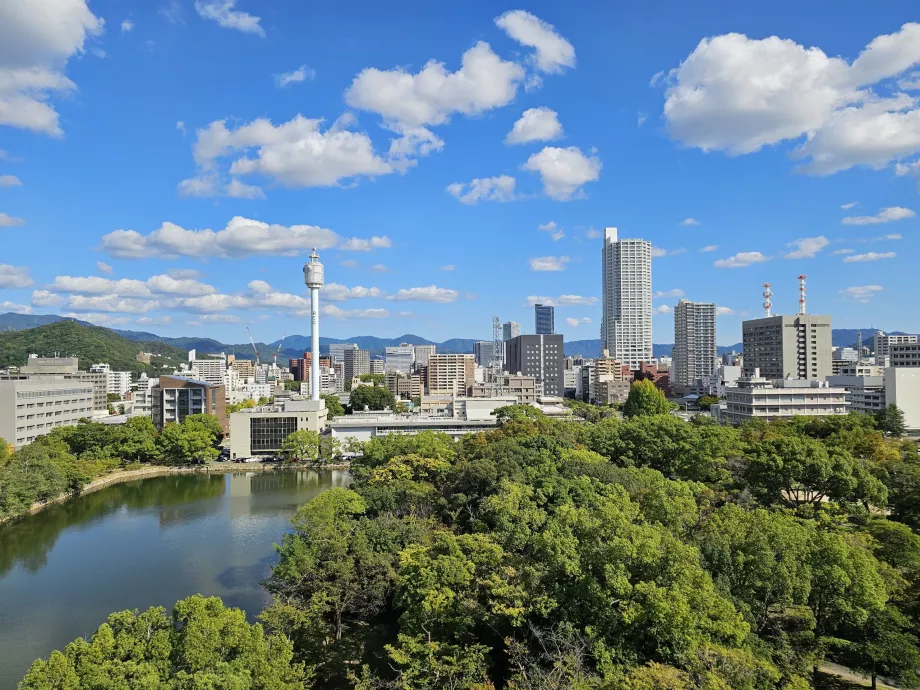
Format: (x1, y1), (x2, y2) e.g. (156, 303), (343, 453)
(0, 321), (189, 374)
(0, 313), (93, 332)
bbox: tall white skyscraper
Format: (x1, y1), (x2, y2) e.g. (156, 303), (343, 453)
(672, 299), (717, 392)
(601, 227), (652, 369)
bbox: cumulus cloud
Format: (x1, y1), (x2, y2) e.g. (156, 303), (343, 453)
(66, 312), (130, 326)
(168, 268), (202, 280)
(339, 236), (392, 252)
(120, 19), (133, 33)
(0, 264), (32, 288)
(700, 245), (719, 252)
(0, 212), (25, 227)
(495, 10), (575, 74)
(658, 24), (920, 175)
(226, 178), (266, 200)
(324, 283), (384, 301)
(387, 286), (459, 303)
(522, 146), (601, 200)
(654, 289), (685, 299)
(714, 251), (770, 268)
(49, 273), (217, 297)
(95, 261), (113, 274)
(505, 107), (563, 144)
(716, 306), (736, 316)
(66, 295), (160, 314)
(565, 316), (591, 328)
(446, 175), (517, 204)
(831, 248), (855, 255)
(655, 305), (673, 315)
(585, 227), (602, 240)
(322, 305), (389, 320)
(0, 0), (104, 136)
(525, 294), (597, 307)
(842, 206), (915, 225)
(275, 64), (315, 88)
(194, 0), (263, 36)
(841, 285), (884, 303)
(538, 220), (565, 241)
(195, 314), (243, 324)
(136, 316), (172, 326)
(843, 251), (896, 263)
(784, 235), (829, 259)
(680, 217), (701, 226)
(528, 255), (570, 271)
(31, 289), (63, 307)
(0, 175), (22, 187)
(0, 300), (30, 313)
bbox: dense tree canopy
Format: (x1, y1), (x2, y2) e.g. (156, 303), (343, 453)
(623, 379), (672, 417)
(349, 385), (397, 412)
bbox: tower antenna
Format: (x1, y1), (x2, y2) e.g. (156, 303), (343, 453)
(304, 248), (325, 402)
(491, 316), (503, 385)
(798, 275), (807, 316)
(762, 284), (772, 317)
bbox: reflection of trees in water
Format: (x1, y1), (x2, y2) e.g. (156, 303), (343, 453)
(249, 470), (323, 493)
(0, 474), (225, 577)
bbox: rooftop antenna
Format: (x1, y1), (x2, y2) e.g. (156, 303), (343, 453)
(491, 316), (503, 384)
(246, 326), (261, 365)
(762, 283), (772, 317)
(273, 331), (287, 367)
(798, 275), (807, 315)
(857, 330), (864, 365)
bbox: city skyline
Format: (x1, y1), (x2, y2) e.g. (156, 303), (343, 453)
(2, 1), (919, 345)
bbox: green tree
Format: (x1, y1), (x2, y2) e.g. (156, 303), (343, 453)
(281, 429), (320, 463)
(840, 606), (920, 689)
(156, 423), (218, 465)
(359, 373), (386, 385)
(284, 379), (302, 391)
(697, 394), (720, 410)
(623, 379), (671, 417)
(19, 594), (310, 688)
(184, 413), (224, 444)
(322, 393), (345, 417)
(116, 415), (159, 464)
(876, 404), (907, 437)
(349, 385), (397, 411)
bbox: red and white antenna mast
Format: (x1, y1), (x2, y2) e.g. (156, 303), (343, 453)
(798, 275), (807, 315)
(762, 283), (773, 317)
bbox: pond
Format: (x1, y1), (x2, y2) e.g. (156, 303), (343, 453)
(0, 469), (347, 688)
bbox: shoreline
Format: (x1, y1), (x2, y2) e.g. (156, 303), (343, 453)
(0, 462), (349, 526)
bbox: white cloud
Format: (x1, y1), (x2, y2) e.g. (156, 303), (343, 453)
(880, 233), (903, 240)
(0, 175), (22, 187)
(159, 1), (184, 25)
(145, 274), (216, 296)
(842, 206), (915, 225)
(495, 10), (575, 74)
(585, 227), (602, 240)
(528, 255), (570, 271)
(0, 300), (30, 313)
(637, 113), (647, 127)
(322, 305), (389, 320)
(66, 295), (160, 314)
(446, 175), (517, 204)
(0, 0), (104, 136)
(386, 126), (445, 171)
(50, 273), (217, 297)
(397, 311), (414, 317)
(700, 245), (719, 252)
(66, 312), (130, 326)
(714, 251), (770, 268)
(651, 246), (667, 258)
(275, 65), (315, 88)
(565, 316), (591, 328)
(843, 251), (896, 263)
(716, 306), (736, 316)
(370, 264), (388, 272)
(0, 212), (25, 227)
(784, 235), (829, 259)
(324, 283), (383, 301)
(345, 41), (524, 129)
(31, 289), (62, 307)
(0, 264), (32, 288)
(176, 120), (186, 135)
(177, 175), (218, 197)
(340, 259), (358, 269)
(525, 294), (597, 307)
(658, 24), (920, 175)
(176, 294), (250, 313)
(505, 107), (563, 144)
(196, 314), (243, 324)
(136, 316), (172, 326)
(121, 19), (134, 33)
(900, 72), (920, 91)
(226, 178), (266, 200)
(441, 264), (455, 271)
(841, 285), (884, 303)
(387, 286), (459, 303)
(522, 146), (601, 200)
(831, 248), (855, 255)
(841, 201), (858, 210)
(101, 216), (382, 260)
(194, 0), (263, 36)
(168, 268), (202, 280)
(680, 217), (701, 226)
(538, 220), (565, 241)
(654, 289), (685, 299)
(655, 305), (673, 315)
(95, 261), (113, 274)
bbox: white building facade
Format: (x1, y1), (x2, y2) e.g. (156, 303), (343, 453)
(601, 227), (652, 369)
(672, 299), (717, 393)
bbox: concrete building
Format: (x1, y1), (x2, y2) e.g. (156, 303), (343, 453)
(228, 398), (328, 460)
(370, 359), (385, 375)
(89, 363), (132, 399)
(151, 375), (227, 433)
(702, 364), (742, 397)
(742, 314), (832, 381)
(875, 332), (918, 365)
(427, 354), (476, 396)
(343, 348), (370, 383)
(503, 321), (521, 341)
(889, 342), (920, 368)
(230, 358), (254, 380)
(722, 372), (848, 425)
(469, 374), (538, 403)
(190, 356), (227, 389)
(386, 372), (424, 400)
(329, 343), (358, 363)
(885, 368), (920, 434)
(535, 304), (555, 335)
(601, 227), (653, 369)
(19, 355), (107, 413)
(328, 407), (500, 444)
(596, 379), (632, 405)
(0, 378), (95, 448)
(506, 334), (564, 397)
(132, 373), (157, 417)
(385, 346), (415, 375)
(413, 345), (436, 368)
(828, 365), (886, 417)
(473, 341), (499, 368)
(672, 300), (717, 394)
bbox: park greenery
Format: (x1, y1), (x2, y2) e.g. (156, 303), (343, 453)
(0, 414), (224, 521)
(349, 383), (397, 412)
(18, 396), (920, 689)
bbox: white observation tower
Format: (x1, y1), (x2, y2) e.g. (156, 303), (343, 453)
(303, 248), (324, 401)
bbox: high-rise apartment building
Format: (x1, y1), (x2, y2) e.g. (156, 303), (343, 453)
(742, 315), (832, 381)
(329, 343), (358, 363)
(601, 227), (652, 369)
(343, 348), (370, 383)
(427, 354), (475, 396)
(534, 305), (555, 335)
(370, 359), (385, 374)
(672, 300), (717, 393)
(385, 346), (415, 375)
(502, 321), (521, 341)
(505, 334), (564, 397)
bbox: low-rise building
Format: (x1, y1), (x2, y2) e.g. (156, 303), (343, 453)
(722, 371), (848, 425)
(885, 368), (920, 435)
(889, 342), (920, 368)
(386, 372), (424, 400)
(596, 379), (631, 405)
(151, 376), (227, 433)
(228, 398), (328, 460)
(468, 374), (537, 404)
(0, 378), (95, 448)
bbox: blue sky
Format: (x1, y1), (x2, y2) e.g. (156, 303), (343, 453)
(1, 0), (919, 345)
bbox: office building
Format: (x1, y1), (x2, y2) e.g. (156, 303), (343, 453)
(534, 304), (555, 335)
(427, 354), (475, 396)
(875, 332), (917, 365)
(828, 365), (887, 417)
(385, 346), (415, 375)
(19, 355), (107, 413)
(228, 398), (328, 460)
(230, 358), (254, 380)
(503, 321), (521, 341)
(742, 314), (832, 381)
(329, 343), (358, 363)
(90, 364), (132, 399)
(601, 227), (653, 369)
(151, 376), (227, 433)
(505, 334), (564, 397)
(413, 345), (436, 368)
(469, 374), (538, 403)
(885, 368), (920, 434)
(672, 300), (717, 394)
(189, 355), (227, 389)
(343, 348), (370, 383)
(596, 379), (632, 405)
(473, 341), (500, 368)
(370, 359), (385, 375)
(721, 372), (848, 425)
(132, 373), (158, 417)
(889, 342), (920, 367)
(386, 372), (424, 401)
(0, 378), (95, 448)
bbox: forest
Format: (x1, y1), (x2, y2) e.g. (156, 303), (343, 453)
(15, 390), (920, 689)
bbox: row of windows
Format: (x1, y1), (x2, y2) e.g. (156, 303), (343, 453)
(16, 388), (93, 399)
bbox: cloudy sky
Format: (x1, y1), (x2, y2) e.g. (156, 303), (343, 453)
(1, 0), (918, 345)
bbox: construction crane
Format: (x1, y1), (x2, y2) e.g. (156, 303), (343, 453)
(246, 326), (261, 365)
(273, 332), (287, 366)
